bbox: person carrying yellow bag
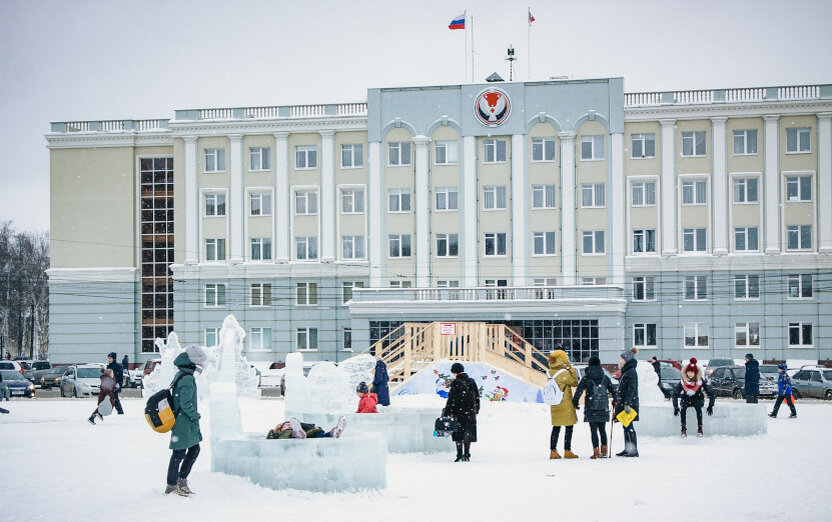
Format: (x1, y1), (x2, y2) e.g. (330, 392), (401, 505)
(614, 347), (640, 457)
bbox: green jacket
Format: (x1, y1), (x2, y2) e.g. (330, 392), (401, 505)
(170, 352), (202, 450)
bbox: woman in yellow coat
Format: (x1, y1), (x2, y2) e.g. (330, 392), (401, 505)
(547, 348), (579, 459)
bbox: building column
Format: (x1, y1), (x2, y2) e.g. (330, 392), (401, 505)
(320, 130), (335, 262)
(818, 113), (832, 254)
(274, 132), (289, 262)
(763, 115), (781, 255)
(183, 136), (199, 265)
(610, 132), (625, 285)
(558, 132), (576, 285)
(413, 135), (431, 287)
(228, 134), (244, 264)
(511, 134), (527, 286)
(368, 141), (384, 287)
(660, 119), (677, 256)
(462, 136), (478, 287)
(712, 117), (728, 256)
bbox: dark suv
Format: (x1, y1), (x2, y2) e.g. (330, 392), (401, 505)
(791, 368), (832, 400)
(709, 365), (777, 399)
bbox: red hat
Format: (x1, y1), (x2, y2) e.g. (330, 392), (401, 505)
(685, 358), (698, 375)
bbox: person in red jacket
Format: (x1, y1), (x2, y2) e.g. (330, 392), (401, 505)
(356, 381), (379, 413)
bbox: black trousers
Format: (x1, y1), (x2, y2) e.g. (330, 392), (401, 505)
(112, 388), (124, 414)
(589, 421), (608, 448)
(745, 394), (758, 404)
(680, 405), (703, 426)
(167, 444), (200, 486)
(550, 425), (573, 451)
(771, 394), (796, 416)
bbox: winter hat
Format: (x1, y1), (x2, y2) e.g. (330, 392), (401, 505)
(356, 381), (369, 394)
(588, 356), (601, 367)
(620, 346), (638, 362)
(777, 363), (787, 371)
(108, 352), (117, 360)
(685, 358), (699, 375)
(450, 362), (465, 374)
(745, 353), (754, 361)
(186, 344), (208, 365)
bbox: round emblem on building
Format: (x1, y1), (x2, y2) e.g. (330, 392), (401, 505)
(474, 88), (511, 127)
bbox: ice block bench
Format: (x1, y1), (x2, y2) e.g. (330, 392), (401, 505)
(211, 431), (387, 492)
(635, 402), (768, 438)
(284, 407), (453, 454)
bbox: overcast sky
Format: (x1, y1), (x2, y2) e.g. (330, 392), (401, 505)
(1, 0), (830, 233)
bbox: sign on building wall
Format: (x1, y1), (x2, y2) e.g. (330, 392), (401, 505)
(440, 323), (457, 336)
(474, 88), (511, 127)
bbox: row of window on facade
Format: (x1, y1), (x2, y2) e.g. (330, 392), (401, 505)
(204, 325), (349, 352)
(198, 127), (815, 174)
(632, 321), (815, 349)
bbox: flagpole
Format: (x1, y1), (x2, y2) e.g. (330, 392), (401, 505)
(471, 15), (475, 83)
(464, 11), (468, 83)
(528, 7), (532, 80)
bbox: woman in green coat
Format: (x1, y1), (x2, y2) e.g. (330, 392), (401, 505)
(547, 348), (579, 459)
(165, 345), (207, 496)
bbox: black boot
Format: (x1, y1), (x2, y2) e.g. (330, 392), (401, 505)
(87, 414), (96, 425)
(616, 431), (630, 457)
(454, 443), (463, 462)
(462, 453), (470, 462)
(624, 431), (639, 457)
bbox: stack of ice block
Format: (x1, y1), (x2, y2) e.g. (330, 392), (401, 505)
(635, 402), (768, 437)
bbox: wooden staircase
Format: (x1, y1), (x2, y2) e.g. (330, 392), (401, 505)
(360, 322), (550, 388)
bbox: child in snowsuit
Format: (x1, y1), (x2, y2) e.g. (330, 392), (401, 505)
(547, 349), (580, 459)
(614, 347), (640, 457)
(572, 356), (615, 458)
(88, 369), (115, 424)
(356, 381), (379, 413)
(266, 417), (347, 439)
(769, 364), (797, 418)
(672, 358), (715, 437)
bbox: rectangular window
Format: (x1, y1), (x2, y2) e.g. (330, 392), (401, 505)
(204, 148), (225, 172)
(341, 144), (363, 168)
(341, 189), (365, 214)
(582, 230), (605, 254)
(733, 178), (759, 203)
(205, 328), (219, 348)
(580, 135), (604, 160)
(295, 237), (318, 260)
(682, 131), (706, 156)
(533, 231), (556, 255)
(734, 227), (759, 252)
(631, 133), (656, 158)
(205, 283), (226, 307)
(632, 229), (657, 254)
(786, 127), (811, 153)
(733, 130), (758, 155)
(483, 138), (507, 163)
(633, 323), (657, 347)
(249, 192), (272, 216)
(632, 276), (656, 301)
(788, 323), (813, 346)
(532, 278), (556, 299)
(295, 191), (318, 215)
(631, 181), (657, 206)
(436, 233), (459, 257)
(296, 282), (318, 305)
(249, 327), (272, 351)
(787, 274), (812, 299)
(581, 183), (605, 208)
(734, 275), (760, 300)
(388, 141), (411, 166)
(684, 275), (708, 301)
(251, 283), (272, 307)
(434, 140), (458, 165)
(532, 184), (557, 209)
(388, 234), (412, 258)
(341, 235), (365, 260)
(249, 147), (271, 171)
(484, 232), (507, 256)
(483, 186), (507, 210)
(295, 145), (317, 169)
(683, 228), (708, 252)
(204, 193), (226, 217)
(786, 225), (812, 250)
(437, 280), (461, 288)
(435, 187), (459, 211)
(531, 137), (555, 161)
(205, 238), (226, 261)
(250, 237), (272, 261)
(343, 328), (352, 351)
(297, 327), (318, 350)
(735, 322), (760, 347)
(582, 277), (606, 285)
(484, 279), (509, 300)
(684, 322), (709, 348)
(682, 180), (708, 205)
(388, 280), (412, 288)
(342, 281), (364, 304)
(785, 176), (812, 202)
(388, 189), (412, 213)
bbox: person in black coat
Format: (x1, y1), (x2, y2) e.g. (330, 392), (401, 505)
(442, 362), (480, 462)
(106, 352), (124, 414)
(372, 359), (390, 407)
(572, 356), (615, 458)
(614, 348), (640, 457)
(672, 359), (716, 437)
(743, 353), (760, 404)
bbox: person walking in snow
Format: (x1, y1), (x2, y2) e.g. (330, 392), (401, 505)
(0, 370), (10, 401)
(743, 353), (760, 404)
(442, 362), (480, 462)
(769, 364), (797, 419)
(356, 381), (378, 413)
(672, 358), (715, 437)
(106, 352), (124, 414)
(165, 345), (207, 496)
(572, 355), (615, 458)
(88, 368), (115, 425)
(547, 348), (579, 459)
(614, 347), (640, 457)
(372, 359), (390, 407)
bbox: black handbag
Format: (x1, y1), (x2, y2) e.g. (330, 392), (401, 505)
(434, 415), (460, 437)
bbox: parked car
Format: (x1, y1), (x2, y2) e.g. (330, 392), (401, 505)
(658, 360), (682, 371)
(791, 367), (832, 400)
(658, 366), (682, 398)
(0, 370), (36, 398)
(259, 367), (286, 389)
(709, 365), (777, 399)
(758, 364), (780, 381)
(17, 360), (35, 381)
(142, 359), (161, 376)
(59, 364), (105, 397)
(40, 365), (68, 389)
(28, 361), (52, 384)
(705, 358), (736, 377)
(124, 367), (143, 388)
(0, 360), (24, 375)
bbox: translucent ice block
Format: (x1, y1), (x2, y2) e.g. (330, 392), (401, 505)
(633, 402), (768, 438)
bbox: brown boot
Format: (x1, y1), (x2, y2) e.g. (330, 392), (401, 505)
(590, 448), (601, 459)
(600, 445), (608, 458)
(563, 450), (579, 459)
(549, 450), (561, 459)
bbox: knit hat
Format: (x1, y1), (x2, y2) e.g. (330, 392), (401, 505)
(450, 362), (465, 374)
(777, 363), (787, 371)
(685, 358), (699, 375)
(620, 347), (638, 362)
(745, 353), (754, 360)
(588, 356), (601, 366)
(186, 344), (208, 365)
(108, 352), (117, 360)
(356, 381), (369, 394)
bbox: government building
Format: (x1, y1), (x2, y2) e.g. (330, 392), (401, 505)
(46, 78), (832, 367)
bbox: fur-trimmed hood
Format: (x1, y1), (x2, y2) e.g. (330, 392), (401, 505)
(681, 366), (702, 383)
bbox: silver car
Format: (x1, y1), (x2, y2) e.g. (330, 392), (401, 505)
(791, 368), (832, 400)
(59, 364), (105, 397)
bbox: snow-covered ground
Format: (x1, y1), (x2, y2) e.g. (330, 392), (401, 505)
(2, 396), (830, 520)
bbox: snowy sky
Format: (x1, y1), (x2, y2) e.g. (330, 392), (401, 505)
(1, 0), (830, 233)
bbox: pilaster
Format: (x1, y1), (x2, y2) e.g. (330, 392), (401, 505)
(818, 113), (832, 254)
(511, 134), (527, 286)
(274, 132), (290, 262)
(368, 141), (384, 287)
(320, 130), (336, 262)
(462, 136), (478, 287)
(558, 132), (576, 285)
(660, 119), (677, 256)
(183, 136), (198, 265)
(413, 135), (431, 287)
(712, 117), (728, 256)
(228, 134), (244, 264)
(610, 133), (626, 284)
(764, 115), (781, 255)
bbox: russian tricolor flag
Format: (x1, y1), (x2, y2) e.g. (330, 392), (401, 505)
(448, 12), (465, 30)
